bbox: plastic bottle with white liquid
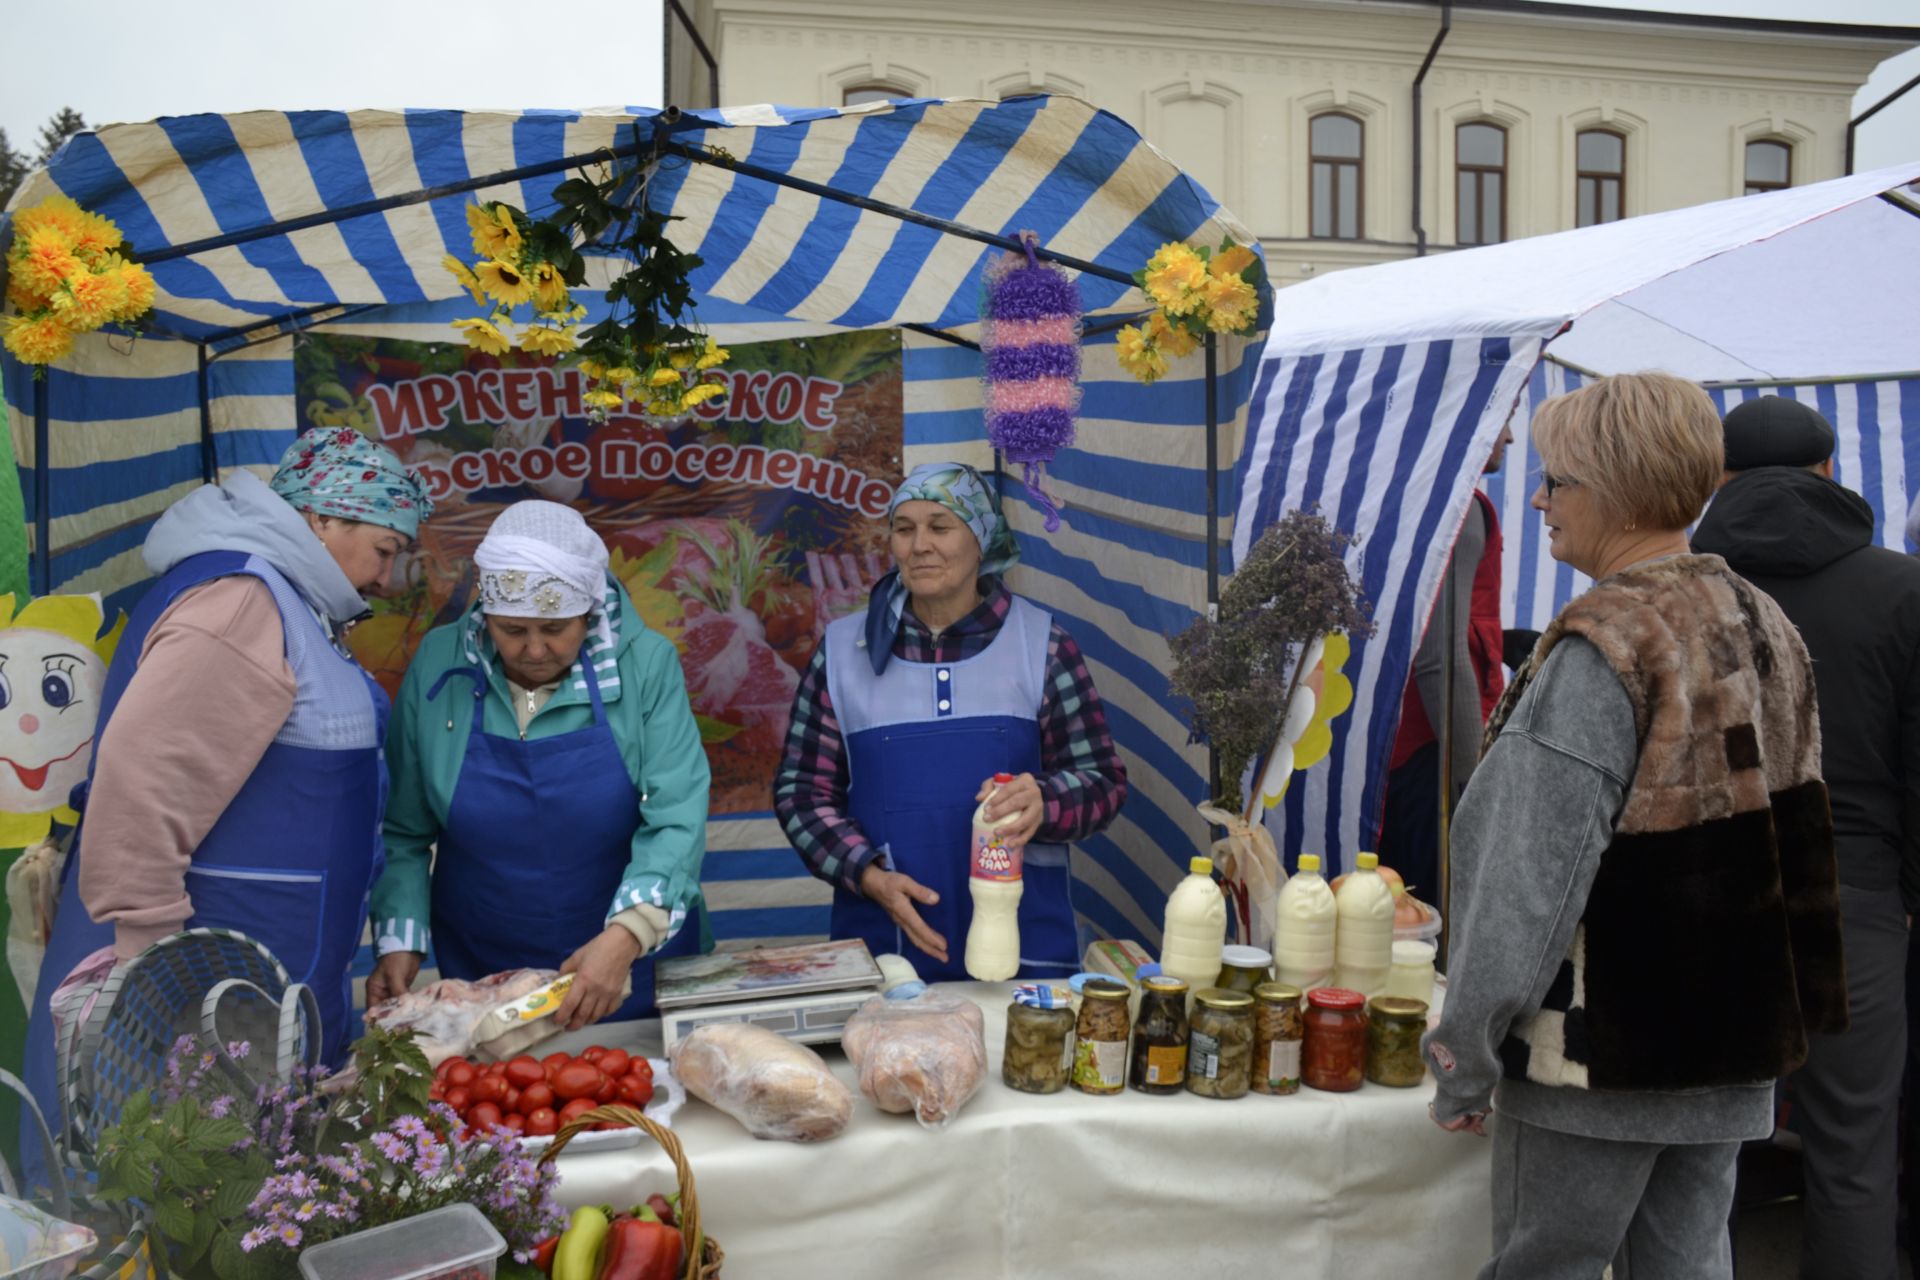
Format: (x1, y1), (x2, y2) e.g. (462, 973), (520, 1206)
(1333, 852), (1396, 997)
(1272, 854), (1337, 990)
(1159, 856), (1227, 996)
(964, 773), (1024, 982)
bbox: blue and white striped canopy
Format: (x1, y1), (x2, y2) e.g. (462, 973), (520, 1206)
(4, 97), (1261, 341)
(1236, 163), (1920, 875)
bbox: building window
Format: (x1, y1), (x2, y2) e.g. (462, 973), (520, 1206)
(1576, 129), (1625, 227)
(843, 84), (908, 107)
(1309, 112), (1363, 240)
(1745, 139), (1792, 195)
(1457, 122), (1507, 245)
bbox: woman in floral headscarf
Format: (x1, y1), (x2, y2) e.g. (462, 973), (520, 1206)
(774, 462), (1129, 981)
(26, 426), (434, 1114)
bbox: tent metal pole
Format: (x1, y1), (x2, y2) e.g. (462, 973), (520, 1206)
(198, 344), (216, 484)
(667, 0), (721, 111)
(902, 323), (981, 352)
(32, 377), (50, 597)
(1847, 72), (1920, 175)
(663, 141), (1140, 288)
(205, 304), (388, 363)
(1436, 547), (1458, 969)
(1704, 368), (1920, 391)
(1205, 330), (1222, 803)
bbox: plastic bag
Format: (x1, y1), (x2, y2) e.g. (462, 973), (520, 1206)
(5, 839), (64, 1010)
(669, 1023), (852, 1142)
(362, 968), (565, 1065)
(0, 1193), (94, 1280)
(840, 991), (986, 1130)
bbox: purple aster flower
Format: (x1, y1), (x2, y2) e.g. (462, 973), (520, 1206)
(226, 1040), (251, 1060)
(240, 1227), (269, 1253)
(207, 1095), (234, 1119)
(393, 1115), (428, 1139)
(372, 1132), (408, 1161)
(276, 1224), (302, 1249)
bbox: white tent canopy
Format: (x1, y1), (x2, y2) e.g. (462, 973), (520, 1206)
(1260, 161), (1920, 381)
(1234, 160), (1920, 869)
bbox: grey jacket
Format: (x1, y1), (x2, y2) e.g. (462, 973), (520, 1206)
(1423, 635), (1773, 1144)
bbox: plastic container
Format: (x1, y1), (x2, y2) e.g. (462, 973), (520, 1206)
(1272, 854), (1336, 990)
(965, 773), (1024, 982)
(1160, 856), (1227, 999)
(1385, 939), (1437, 1005)
(1333, 852), (1395, 997)
(298, 1204), (505, 1280)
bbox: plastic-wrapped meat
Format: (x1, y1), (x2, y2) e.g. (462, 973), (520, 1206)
(841, 991), (987, 1129)
(363, 968), (558, 1064)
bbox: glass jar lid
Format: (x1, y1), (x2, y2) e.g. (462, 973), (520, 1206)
(1194, 987), (1255, 1010)
(1142, 975), (1190, 995)
(1307, 987), (1366, 1011)
(1253, 981), (1303, 1005)
(1368, 996), (1430, 1020)
(1082, 979), (1131, 1002)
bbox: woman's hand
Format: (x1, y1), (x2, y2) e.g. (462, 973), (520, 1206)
(977, 772), (1046, 849)
(1429, 1103), (1490, 1136)
(365, 951), (423, 1007)
(555, 926), (642, 1030)
(857, 863), (948, 963)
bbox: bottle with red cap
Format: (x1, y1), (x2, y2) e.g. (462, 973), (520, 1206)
(965, 772), (1024, 981)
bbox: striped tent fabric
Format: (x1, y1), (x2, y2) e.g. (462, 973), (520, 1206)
(0, 96), (1269, 970)
(1495, 366), (1920, 633)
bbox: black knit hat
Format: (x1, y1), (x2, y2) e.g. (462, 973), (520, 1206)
(1722, 396), (1835, 471)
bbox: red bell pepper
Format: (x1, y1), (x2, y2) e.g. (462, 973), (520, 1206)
(531, 1236), (560, 1276)
(594, 1216), (681, 1280)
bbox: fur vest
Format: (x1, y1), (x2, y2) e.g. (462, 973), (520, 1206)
(1486, 554), (1847, 1092)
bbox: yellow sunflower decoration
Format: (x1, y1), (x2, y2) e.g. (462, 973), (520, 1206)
(1248, 631), (1356, 818)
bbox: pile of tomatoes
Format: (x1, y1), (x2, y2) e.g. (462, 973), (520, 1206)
(430, 1046), (655, 1138)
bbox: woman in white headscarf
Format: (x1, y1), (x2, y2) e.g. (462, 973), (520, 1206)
(367, 501), (710, 1028)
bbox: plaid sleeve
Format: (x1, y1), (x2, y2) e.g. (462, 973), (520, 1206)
(774, 644), (885, 896)
(1035, 622), (1130, 842)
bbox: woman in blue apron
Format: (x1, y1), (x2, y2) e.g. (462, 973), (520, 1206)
(774, 463), (1130, 983)
(24, 427), (433, 1151)
(367, 500), (710, 1028)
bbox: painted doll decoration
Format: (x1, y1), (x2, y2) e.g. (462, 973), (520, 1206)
(0, 594), (125, 844)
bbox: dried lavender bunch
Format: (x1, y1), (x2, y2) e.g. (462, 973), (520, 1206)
(1171, 508), (1374, 805)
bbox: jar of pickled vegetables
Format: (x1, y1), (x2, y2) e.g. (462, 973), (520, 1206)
(1186, 988), (1255, 1100)
(1251, 982), (1304, 1096)
(1302, 987), (1368, 1092)
(1129, 976), (1190, 1094)
(1003, 987), (1076, 1094)
(1364, 996), (1429, 1088)
(1214, 945), (1274, 995)
(1071, 980), (1131, 1095)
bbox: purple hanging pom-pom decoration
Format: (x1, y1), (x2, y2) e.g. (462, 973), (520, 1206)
(981, 233), (1081, 532)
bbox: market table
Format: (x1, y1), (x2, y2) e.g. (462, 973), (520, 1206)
(541, 982), (1493, 1279)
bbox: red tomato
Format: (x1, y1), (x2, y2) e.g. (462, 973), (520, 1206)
(470, 1075), (507, 1104)
(558, 1098), (597, 1126)
(520, 1082), (555, 1111)
(580, 1046), (606, 1064)
(593, 1072), (617, 1104)
(443, 1086), (471, 1114)
(468, 1101), (503, 1130)
(428, 1082), (446, 1102)
(446, 1062), (476, 1087)
(503, 1113), (527, 1134)
(434, 1056), (465, 1080)
(506, 1057), (545, 1088)
(616, 1074), (654, 1107)
(628, 1058), (654, 1082)
(543, 1051), (571, 1068)
(483, 1061), (508, 1078)
(525, 1107), (558, 1137)
(550, 1062), (602, 1101)
(502, 1087), (522, 1113)
(596, 1049), (631, 1077)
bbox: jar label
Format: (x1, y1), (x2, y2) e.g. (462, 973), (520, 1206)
(1144, 1043), (1187, 1085)
(1267, 1039), (1301, 1089)
(1191, 1030), (1221, 1080)
(1072, 1037), (1126, 1089)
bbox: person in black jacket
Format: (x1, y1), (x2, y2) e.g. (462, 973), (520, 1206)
(1693, 394), (1920, 1280)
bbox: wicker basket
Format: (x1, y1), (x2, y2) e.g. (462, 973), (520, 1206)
(538, 1105), (723, 1280)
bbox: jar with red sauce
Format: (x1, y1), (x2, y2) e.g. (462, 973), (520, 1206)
(1302, 987), (1368, 1092)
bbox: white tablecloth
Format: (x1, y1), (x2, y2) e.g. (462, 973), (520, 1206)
(540, 983), (1492, 1279)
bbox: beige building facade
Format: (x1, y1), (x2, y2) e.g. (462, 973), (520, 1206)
(667, 0), (1917, 286)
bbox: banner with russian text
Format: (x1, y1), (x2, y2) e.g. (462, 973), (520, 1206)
(294, 329), (902, 816)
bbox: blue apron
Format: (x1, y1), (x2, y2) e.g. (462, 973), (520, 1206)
(426, 655), (697, 1022)
(822, 596), (1078, 984)
(25, 551), (387, 1162)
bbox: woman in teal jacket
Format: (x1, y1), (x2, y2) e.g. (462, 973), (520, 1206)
(366, 500), (710, 1027)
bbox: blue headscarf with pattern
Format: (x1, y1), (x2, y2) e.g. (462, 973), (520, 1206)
(863, 462), (1021, 673)
(270, 427), (435, 539)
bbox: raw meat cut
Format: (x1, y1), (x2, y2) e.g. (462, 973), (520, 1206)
(363, 968), (558, 1065)
(679, 610), (798, 754)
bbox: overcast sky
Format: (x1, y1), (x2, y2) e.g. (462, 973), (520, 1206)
(0, 0), (1914, 173)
